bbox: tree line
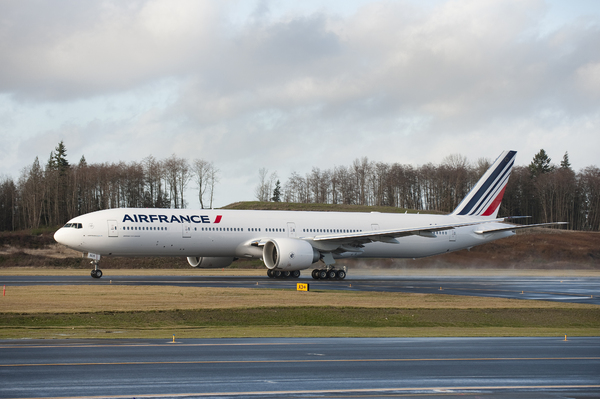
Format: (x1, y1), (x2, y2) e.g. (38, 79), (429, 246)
(1, 143), (598, 231)
(256, 150), (600, 231)
(0, 141), (218, 231)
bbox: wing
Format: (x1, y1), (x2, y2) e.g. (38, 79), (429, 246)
(304, 218), (506, 253)
(307, 219), (566, 254)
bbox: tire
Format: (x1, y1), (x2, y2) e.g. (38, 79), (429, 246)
(273, 270), (281, 278)
(96, 269), (102, 278)
(336, 270), (346, 279)
(318, 270), (327, 279)
(282, 271), (291, 278)
(292, 270), (301, 278)
(312, 269), (319, 279)
(327, 270), (337, 279)
(267, 269), (274, 278)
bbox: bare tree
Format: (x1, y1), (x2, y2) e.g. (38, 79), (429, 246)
(255, 168), (270, 202)
(163, 155), (190, 209)
(192, 159), (211, 209)
(207, 164), (219, 209)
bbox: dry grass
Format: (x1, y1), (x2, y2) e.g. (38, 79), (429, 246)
(0, 326), (597, 340)
(1, 285), (597, 314)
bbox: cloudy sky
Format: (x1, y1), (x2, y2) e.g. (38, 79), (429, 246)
(1, 0), (599, 207)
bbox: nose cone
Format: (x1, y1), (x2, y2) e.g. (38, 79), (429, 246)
(54, 228), (65, 245)
(54, 226), (82, 250)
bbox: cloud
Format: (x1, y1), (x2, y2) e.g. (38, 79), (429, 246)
(0, 0), (223, 100)
(1, 0), (599, 206)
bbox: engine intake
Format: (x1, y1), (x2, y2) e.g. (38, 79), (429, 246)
(187, 257), (234, 268)
(263, 238), (320, 271)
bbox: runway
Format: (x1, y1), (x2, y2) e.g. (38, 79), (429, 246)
(2, 273), (599, 304)
(1, 337), (599, 398)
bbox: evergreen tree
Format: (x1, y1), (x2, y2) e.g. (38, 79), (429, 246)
(53, 140), (70, 173)
(560, 152), (571, 170)
(528, 149), (554, 177)
(46, 151), (56, 169)
(271, 180), (281, 202)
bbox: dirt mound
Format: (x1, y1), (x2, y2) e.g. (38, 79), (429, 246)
(347, 229), (600, 270)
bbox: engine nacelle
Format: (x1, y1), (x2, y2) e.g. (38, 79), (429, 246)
(262, 238), (320, 271)
(187, 257), (234, 268)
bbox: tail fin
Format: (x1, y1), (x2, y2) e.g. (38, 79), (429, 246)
(451, 150), (517, 218)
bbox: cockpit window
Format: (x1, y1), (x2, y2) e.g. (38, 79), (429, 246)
(64, 223), (83, 229)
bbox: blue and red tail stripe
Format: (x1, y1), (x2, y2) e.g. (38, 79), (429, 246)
(451, 150), (516, 218)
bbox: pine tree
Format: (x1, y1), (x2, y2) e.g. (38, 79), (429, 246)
(271, 180), (281, 202)
(528, 149), (554, 177)
(560, 152), (571, 170)
(53, 140), (70, 173)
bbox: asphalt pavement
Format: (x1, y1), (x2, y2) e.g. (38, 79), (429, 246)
(2, 274), (599, 304)
(1, 337), (599, 398)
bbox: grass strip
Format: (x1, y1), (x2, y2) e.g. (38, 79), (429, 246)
(2, 286), (597, 313)
(2, 307), (598, 329)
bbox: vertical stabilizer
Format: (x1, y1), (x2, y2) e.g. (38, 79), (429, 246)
(451, 150), (517, 218)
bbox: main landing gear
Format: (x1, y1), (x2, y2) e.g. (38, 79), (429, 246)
(311, 268), (346, 280)
(267, 269), (301, 279)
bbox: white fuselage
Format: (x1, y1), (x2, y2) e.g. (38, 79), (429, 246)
(54, 208), (514, 262)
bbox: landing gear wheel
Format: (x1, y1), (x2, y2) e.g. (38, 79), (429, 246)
(273, 270), (282, 278)
(336, 270), (346, 279)
(312, 269), (319, 279)
(327, 270), (337, 279)
(267, 269), (274, 278)
(91, 269), (102, 279)
(282, 271), (291, 278)
(291, 270), (301, 278)
(318, 269), (327, 279)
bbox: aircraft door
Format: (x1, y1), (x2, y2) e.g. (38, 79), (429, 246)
(182, 223), (192, 238)
(450, 230), (456, 242)
(287, 222), (296, 238)
(108, 220), (118, 237)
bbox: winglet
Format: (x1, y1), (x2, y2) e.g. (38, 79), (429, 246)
(451, 150), (517, 218)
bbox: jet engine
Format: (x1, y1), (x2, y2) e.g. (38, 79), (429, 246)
(263, 238), (320, 271)
(187, 257), (234, 268)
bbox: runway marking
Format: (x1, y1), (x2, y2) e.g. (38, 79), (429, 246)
(0, 342), (314, 349)
(389, 284), (598, 299)
(2, 356), (598, 368)
(5, 385), (600, 399)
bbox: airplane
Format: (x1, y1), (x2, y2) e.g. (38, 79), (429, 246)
(54, 150), (565, 279)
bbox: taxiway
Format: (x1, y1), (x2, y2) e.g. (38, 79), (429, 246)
(1, 337), (599, 398)
(1, 274), (599, 304)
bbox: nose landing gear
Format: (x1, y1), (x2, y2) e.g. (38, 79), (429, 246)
(91, 268), (103, 278)
(89, 254), (103, 279)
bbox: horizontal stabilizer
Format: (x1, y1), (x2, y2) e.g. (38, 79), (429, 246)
(474, 222), (568, 234)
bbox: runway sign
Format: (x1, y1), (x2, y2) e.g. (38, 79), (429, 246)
(297, 283), (309, 292)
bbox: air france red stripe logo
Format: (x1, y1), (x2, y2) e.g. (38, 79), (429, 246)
(214, 215), (222, 223)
